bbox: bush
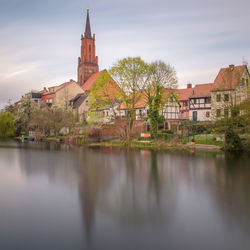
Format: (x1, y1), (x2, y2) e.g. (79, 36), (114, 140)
(0, 112), (15, 137)
(158, 129), (173, 134)
(224, 128), (243, 152)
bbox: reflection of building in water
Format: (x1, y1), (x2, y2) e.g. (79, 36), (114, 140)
(206, 153), (250, 232)
(17, 141), (250, 247)
(89, 149), (178, 227)
(17, 142), (80, 186)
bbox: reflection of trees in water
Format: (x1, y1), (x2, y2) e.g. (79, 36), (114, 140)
(77, 148), (115, 246)
(208, 153), (250, 233)
(16, 143), (250, 245)
(93, 149), (178, 228)
(176, 151), (250, 235)
(17, 142), (80, 187)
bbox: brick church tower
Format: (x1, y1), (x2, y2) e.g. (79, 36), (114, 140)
(78, 9), (99, 85)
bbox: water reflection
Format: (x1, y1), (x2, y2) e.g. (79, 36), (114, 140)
(0, 141), (250, 250)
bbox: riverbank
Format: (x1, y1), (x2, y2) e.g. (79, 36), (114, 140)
(16, 135), (250, 152)
(87, 140), (223, 152)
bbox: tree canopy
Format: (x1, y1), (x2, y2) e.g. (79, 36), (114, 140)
(0, 112), (15, 137)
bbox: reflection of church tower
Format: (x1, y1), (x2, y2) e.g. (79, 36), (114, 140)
(78, 9), (99, 85)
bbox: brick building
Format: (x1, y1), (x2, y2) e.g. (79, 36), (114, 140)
(77, 9), (99, 85)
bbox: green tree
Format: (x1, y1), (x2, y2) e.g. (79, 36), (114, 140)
(109, 57), (149, 141)
(145, 61), (178, 138)
(0, 112), (15, 137)
(87, 70), (122, 126)
(15, 97), (38, 135)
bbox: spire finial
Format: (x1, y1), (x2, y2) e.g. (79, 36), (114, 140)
(85, 8), (92, 38)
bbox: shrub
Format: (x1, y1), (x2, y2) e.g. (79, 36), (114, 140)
(159, 129), (173, 134)
(224, 128), (243, 152)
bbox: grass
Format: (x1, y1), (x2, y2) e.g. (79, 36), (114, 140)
(89, 140), (190, 151)
(190, 134), (225, 146)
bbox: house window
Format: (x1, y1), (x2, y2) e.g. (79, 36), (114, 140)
(216, 109), (221, 117)
(183, 101), (187, 107)
(206, 111), (210, 118)
(205, 97), (211, 104)
(194, 99), (197, 104)
(216, 94), (221, 102)
(224, 108), (229, 117)
(106, 111), (109, 116)
(242, 78), (245, 86)
(224, 94), (229, 102)
(139, 109), (142, 116)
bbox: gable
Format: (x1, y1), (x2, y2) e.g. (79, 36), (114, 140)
(212, 65), (247, 91)
(55, 81), (85, 105)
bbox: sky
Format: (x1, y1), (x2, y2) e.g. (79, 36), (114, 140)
(0, 0), (249, 108)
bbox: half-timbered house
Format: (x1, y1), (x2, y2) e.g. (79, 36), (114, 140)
(189, 83), (213, 122)
(178, 84), (194, 120)
(118, 89), (180, 131)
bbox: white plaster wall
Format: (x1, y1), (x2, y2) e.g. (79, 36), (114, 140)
(189, 109), (211, 121)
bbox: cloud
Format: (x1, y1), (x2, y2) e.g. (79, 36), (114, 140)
(0, 0), (250, 108)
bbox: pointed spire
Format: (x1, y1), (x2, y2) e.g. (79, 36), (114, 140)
(85, 8), (92, 38)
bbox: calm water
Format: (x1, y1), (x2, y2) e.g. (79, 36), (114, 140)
(0, 141), (250, 250)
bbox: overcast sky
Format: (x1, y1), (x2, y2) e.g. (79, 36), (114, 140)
(0, 0), (249, 108)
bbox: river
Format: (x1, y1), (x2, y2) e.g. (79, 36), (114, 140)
(0, 140), (250, 250)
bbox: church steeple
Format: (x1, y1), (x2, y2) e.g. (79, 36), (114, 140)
(85, 8), (92, 39)
(78, 8), (99, 85)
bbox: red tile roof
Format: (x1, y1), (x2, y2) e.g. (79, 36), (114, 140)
(212, 65), (247, 91)
(190, 83), (213, 98)
(82, 70), (106, 91)
(119, 89), (178, 109)
(178, 87), (194, 101)
(55, 81), (73, 92)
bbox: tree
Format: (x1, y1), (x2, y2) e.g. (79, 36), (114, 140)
(28, 107), (51, 136)
(88, 57), (148, 141)
(15, 96), (38, 135)
(0, 112), (15, 137)
(144, 61), (178, 138)
(28, 107), (77, 137)
(4, 99), (15, 114)
(239, 87), (250, 133)
(87, 70), (122, 126)
(109, 57), (149, 141)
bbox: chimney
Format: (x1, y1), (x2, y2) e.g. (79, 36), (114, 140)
(187, 83), (192, 89)
(229, 64), (234, 71)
